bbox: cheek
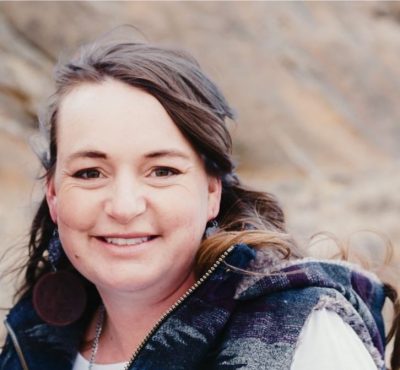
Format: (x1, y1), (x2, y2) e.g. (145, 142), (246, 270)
(160, 188), (209, 239)
(56, 189), (99, 231)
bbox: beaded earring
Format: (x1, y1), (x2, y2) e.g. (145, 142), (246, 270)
(205, 219), (219, 238)
(32, 228), (87, 326)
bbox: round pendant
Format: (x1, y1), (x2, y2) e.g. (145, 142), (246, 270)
(33, 271), (87, 326)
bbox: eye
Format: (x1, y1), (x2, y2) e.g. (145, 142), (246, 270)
(72, 168), (102, 179)
(150, 167), (180, 177)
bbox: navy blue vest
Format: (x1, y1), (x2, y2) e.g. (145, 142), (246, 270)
(0, 244), (387, 370)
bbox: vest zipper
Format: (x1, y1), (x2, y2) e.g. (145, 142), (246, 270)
(123, 245), (235, 370)
(4, 319), (30, 370)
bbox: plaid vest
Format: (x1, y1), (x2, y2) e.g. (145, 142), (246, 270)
(0, 244), (387, 369)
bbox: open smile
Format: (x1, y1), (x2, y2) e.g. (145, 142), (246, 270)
(95, 235), (158, 247)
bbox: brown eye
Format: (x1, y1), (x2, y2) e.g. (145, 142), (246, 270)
(73, 168), (102, 179)
(151, 167), (179, 177)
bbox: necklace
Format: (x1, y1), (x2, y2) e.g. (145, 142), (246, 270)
(88, 304), (105, 370)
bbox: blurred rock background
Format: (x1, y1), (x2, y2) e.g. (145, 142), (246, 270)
(0, 1), (399, 347)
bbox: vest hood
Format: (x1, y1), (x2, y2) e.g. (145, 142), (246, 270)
(233, 245), (388, 363)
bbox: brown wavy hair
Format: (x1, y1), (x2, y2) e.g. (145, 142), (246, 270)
(13, 34), (399, 368)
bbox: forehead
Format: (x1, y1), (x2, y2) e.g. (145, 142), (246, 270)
(56, 79), (197, 160)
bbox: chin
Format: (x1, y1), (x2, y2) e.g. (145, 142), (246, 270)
(94, 271), (160, 293)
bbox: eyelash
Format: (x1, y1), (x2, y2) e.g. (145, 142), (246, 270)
(72, 168), (102, 179)
(71, 166), (180, 180)
(150, 167), (180, 177)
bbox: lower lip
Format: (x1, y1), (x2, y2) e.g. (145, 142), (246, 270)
(93, 236), (158, 255)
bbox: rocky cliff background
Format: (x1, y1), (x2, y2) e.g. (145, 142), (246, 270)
(0, 1), (399, 346)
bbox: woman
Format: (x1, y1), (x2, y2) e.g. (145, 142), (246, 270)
(0, 34), (398, 370)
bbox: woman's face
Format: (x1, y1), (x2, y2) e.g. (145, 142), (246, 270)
(46, 78), (221, 300)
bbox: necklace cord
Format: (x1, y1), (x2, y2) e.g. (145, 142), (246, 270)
(88, 304), (105, 370)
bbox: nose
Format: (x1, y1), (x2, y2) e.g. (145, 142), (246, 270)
(104, 174), (146, 224)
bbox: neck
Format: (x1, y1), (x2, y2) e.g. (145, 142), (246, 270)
(91, 270), (196, 363)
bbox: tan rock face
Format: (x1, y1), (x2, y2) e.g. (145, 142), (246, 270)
(0, 1), (399, 342)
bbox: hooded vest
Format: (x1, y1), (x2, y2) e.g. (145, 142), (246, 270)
(0, 244), (388, 370)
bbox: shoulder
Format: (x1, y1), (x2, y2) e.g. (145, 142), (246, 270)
(211, 286), (336, 370)
(209, 248), (386, 369)
(211, 289), (383, 370)
(1, 295), (87, 369)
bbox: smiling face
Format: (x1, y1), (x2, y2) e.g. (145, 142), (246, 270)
(46, 78), (221, 301)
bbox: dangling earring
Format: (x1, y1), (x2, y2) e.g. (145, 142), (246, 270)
(33, 228), (87, 326)
(205, 219), (219, 238)
(48, 228), (63, 271)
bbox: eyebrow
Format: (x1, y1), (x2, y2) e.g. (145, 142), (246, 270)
(65, 149), (191, 163)
(66, 150), (107, 163)
(143, 149), (191, 161)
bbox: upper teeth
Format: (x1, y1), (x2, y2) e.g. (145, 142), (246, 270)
(104, 237), (151, 246)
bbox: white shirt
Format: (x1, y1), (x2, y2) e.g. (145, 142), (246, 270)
(291, 308), (377, 370)
(72, 309), (377, 370)
(72, 353), (127, 370)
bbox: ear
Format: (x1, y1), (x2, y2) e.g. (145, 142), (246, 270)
(207, 176), (222, 221)
(46, 176), (58, 224)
